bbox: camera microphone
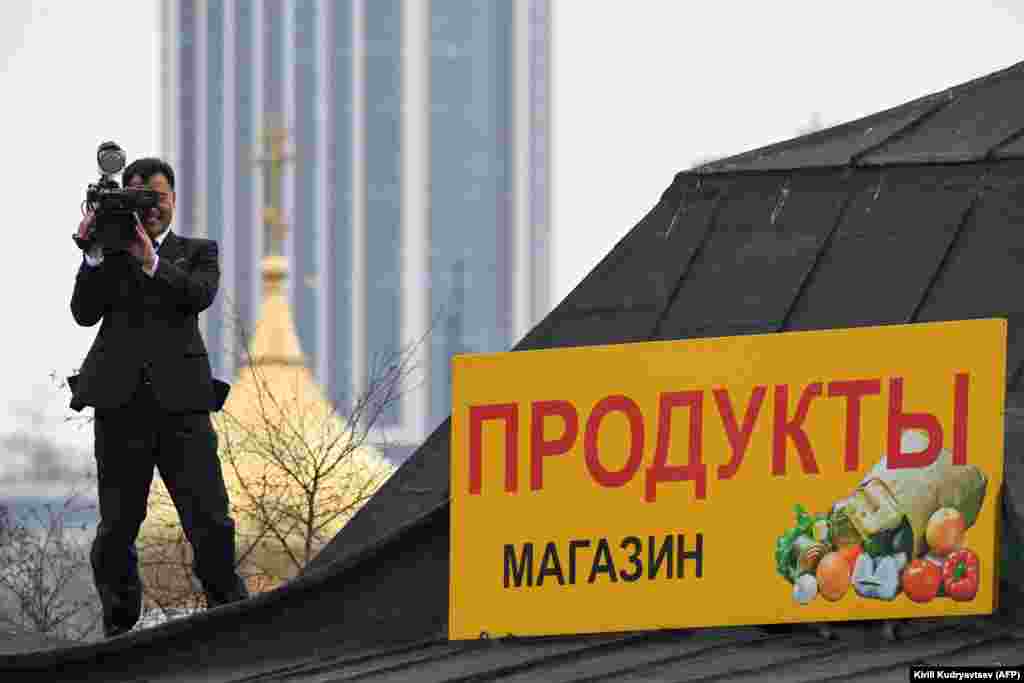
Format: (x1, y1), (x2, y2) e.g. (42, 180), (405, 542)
(79, 141), (161, 253)
(97, 141), (126, 177)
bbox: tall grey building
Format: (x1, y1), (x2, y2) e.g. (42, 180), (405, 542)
(161, 0), (551, 453)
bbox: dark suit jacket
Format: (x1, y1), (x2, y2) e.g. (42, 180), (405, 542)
(69, 231), (228, 414)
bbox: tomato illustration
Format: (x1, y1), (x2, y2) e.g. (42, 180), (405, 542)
(942, 549), (980, 601)
(902, 558), (942, 603)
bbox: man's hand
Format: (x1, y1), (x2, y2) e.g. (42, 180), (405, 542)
(74, 209), (98, 252)
(75, 209), (107, 268)
(128, 215), (157, 274)
(77, 210), (96, 241)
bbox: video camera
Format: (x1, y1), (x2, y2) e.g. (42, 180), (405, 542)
(74, 141), (160, 253)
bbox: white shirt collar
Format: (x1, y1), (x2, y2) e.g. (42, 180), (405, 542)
(152, 226), (172, 248)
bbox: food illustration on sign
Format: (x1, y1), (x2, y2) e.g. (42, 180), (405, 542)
(774, 429), (988, 605)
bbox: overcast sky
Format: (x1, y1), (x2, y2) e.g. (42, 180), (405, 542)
(1, 0), (1022, 481)
(0, 1), (160, 473)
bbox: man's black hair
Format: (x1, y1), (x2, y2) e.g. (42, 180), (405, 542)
(123, 157), (176, 191)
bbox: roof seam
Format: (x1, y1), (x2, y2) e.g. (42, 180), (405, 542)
(811, 626), (1011, 682)
(848, 91), (957, 166)
(322, 643), (479, 682)
(227, 637), (456, 682)
(557, 305), (662, 320)
(663, 176), (702, 238)
(906, 171), (990, 324)
(565, 632), (792, 683)
(220, 502), (450, 628)
(680, 642), (852, 683)
(924, 631), (1024, 666)
(687, 158), (1024, 180)
(777, 171), (862, 332)
(699, 60), (1024, 175)
(737, 621), (982, 682)
(987, 123), (1024, 158)
(443, 634), (653, 683)
(648, 191), (726, 340)
(528, 190), (684, 339)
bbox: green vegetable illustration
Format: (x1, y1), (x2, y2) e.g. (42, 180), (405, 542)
(775, 505), (830, 583)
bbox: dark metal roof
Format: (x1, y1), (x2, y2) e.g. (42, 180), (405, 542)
(0, 627), (75, 656)
(137, 615), (1024, 683)
(698, 59), (1024, 173)
(5, 60), (1024, 681)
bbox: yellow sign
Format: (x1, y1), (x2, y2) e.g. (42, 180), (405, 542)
(449, 320), (1006, 639)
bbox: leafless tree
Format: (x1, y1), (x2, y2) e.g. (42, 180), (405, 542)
(0, 494), (102, 642)
(0, 391), (101, 642)
(4, 280), (432, 628)
(137, 300), (425, 607)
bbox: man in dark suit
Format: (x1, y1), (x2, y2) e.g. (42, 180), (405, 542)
(69, 157), (248, 638)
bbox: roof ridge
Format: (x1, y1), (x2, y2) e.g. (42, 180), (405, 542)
(697, 58), (1024, 174)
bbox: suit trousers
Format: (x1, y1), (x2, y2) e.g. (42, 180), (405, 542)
(90, 377), (248, 635)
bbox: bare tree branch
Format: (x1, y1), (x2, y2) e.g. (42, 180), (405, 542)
(135, 295), (427, 604)
(0, 493), (102, 641)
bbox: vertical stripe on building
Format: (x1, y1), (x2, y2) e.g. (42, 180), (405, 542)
(163, 0), (551, 457)
(283, 0), (297, 318)
(329, 1), (354, 416)
(221, 0), (236, 379)
(529, 0), (552, 327)
(196, 1), (214, 347)
(363, 0), (403, 428)
(161, 0), (179, 169)
(428, 1), (514, 427)
(177, 0), (195, 241)
(263, 0), (284, 254)
(315, 0), (331, 390)
(251, 0), (264, 334)
(294, 0), (319, 377)
(512, 0), (531, 343)
(205, 0), (225, 378)
(233, 0), (257, 369)
(399, 0), (430, 444)
(351, 0), (367, 416)
(494, 2), (515, 356)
